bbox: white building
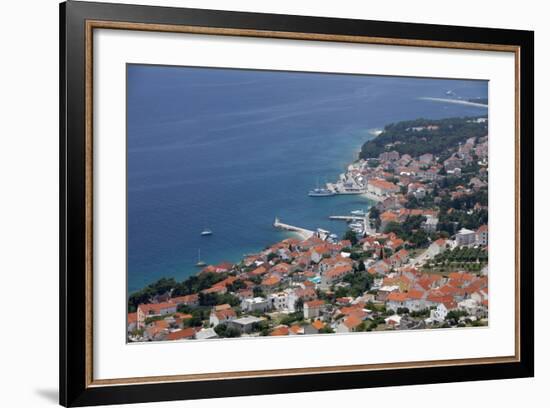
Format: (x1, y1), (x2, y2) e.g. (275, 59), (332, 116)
(428, 303), (449, 323)
(228, 316), (265, 334)
(241, 297), (269, 313)
(303, 300), (325, 319)
(268, 289), (298, 312)
(456, 228), (476, 246)
(422, 215), (439, 233)
(195, 328), (219, 340)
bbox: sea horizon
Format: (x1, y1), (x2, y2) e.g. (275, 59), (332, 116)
(127, 65), (488, 293)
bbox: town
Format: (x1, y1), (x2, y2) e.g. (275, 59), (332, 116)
(128, 116), (489, 342)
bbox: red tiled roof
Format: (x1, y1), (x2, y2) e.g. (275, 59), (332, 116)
(170, 294), (199, 305)
(213, 308), (236, 320)
(311, 320), (325, 330)
(305, 300), (325, 308)
(165, 327), (196, 341)
(325, 264), (353, 279)
(250, 266), (268, 276)
(270, 326), (290, 336)
(138, 302), (176, 316)
(343, 315), (363, 329)
(387, 292), (408, 302)
(261, 275), (281, 286)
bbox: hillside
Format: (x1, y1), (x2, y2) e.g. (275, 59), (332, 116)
(359, 116), (488, 160)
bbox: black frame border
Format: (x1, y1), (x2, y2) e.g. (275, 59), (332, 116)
(60, 1), (534, 406)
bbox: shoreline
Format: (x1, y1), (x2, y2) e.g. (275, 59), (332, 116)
(419, 97), (488, 108)
(360, 191), (385, 202)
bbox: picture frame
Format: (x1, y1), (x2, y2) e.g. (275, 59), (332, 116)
(60, 1), (534, 406)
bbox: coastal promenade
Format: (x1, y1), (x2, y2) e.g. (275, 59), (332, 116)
(361, 191), (384, 202)
(273, 217), (315, 239)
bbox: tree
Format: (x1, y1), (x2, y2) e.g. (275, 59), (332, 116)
(319, 326), (335, 334)
(214, 324), (228, 337)
(343, 229), (358, 246)
(369, 207), (381, 230)
(253, 286), (265, 298)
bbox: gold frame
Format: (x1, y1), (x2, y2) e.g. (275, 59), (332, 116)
(84, 20), (521, 388)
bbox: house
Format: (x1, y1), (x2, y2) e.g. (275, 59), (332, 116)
(428, 303), (449, 323)
(228, 316), (265, 334)
(214, 303), (232, 312)
(127, 313), (138, 333)
(261, 275), (281, 292)
(384, 314), (402, 327)
(195, 327), (219, 340)
(294, 287), (317, 303)
(425, 238), (448, 258)
(289, 324), (305, 335)
(386, 292), (408, 312)
(250, 265), (268, 276)
(444, 154), (462, 171)
(387, 249), (409, 268)
(270, 262), (292, 276)
(318, 255), (353, 274)
(421, 215), (439, 233)
(165, 327), (196, 341)
(307, 320), (326, 333)
(303, 300), (325, 319)
(336, 314), (364, 333)
(368, 260), (391, 276)
(213, 262), (233, 273)
(320, 264), (353, 289)
(269, 290), (294, 312)
(201, 285), (227, 295)
(476, 225), (488, 246)
(377, 285), (400, 301)
(209, 308), (237, 327)
(241, 296), (270, 313)
(170, 293), (199, 307)
(456, 228), (476, 246)
(137, 302), (177, 328)
(378, 151), (400, 162)
(145, 320), (170, 340)
(458, 298), (483, 316)
(310, 245), (330, 264)
(404, 289), (426, 312)
(269, 325), (290, 336)
(236, 289), (254, 300)
(380, 211), (399, 230)
(367, 179), (400, 197)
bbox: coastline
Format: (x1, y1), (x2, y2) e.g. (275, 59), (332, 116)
(361, 191), (385, 202)
(419, 97), (488, 108)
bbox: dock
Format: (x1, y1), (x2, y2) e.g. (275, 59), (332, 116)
(329, 215), (377, 235)
(273, 217), (315, 239)
(329, 215), (365, 222)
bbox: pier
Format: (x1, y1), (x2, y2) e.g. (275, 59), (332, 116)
(328, 215), (377, 235)
(329, 215), (365, 222)
(273, 217), (315, 239)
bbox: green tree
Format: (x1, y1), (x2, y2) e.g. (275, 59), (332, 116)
(343, 229), (358, 246)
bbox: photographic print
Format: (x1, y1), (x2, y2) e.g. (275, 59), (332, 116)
(126, 65), (489, 343)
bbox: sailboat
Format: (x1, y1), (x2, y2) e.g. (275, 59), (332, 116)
(195, 249), (206, 267)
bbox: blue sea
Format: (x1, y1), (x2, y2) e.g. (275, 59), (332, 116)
(127, 65), (488, 292)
